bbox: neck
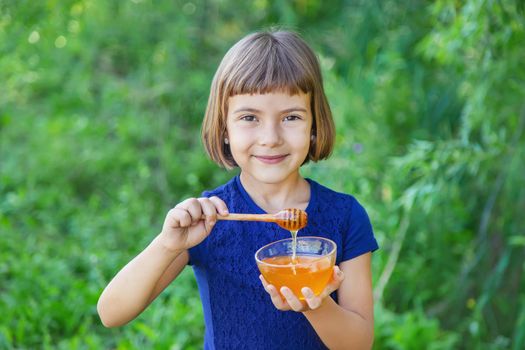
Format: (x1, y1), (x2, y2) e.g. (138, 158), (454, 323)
(239, 172), (310, 213)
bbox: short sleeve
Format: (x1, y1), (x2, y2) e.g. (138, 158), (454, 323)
(187, 242), (201, 266)
(342, 198), (379, 261)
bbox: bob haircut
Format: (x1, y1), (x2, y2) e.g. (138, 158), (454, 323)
(201, 30), (335, 169)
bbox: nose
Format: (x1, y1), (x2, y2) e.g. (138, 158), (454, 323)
(258, 122), (282, 146)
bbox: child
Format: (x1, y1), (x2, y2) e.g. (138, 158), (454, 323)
(97, 30), (379, 350)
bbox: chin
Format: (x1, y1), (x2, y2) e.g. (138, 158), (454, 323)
(248, 169), (297, 185)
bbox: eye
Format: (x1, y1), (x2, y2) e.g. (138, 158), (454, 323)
(283, 115), (302, 122)
(240, 114), (257, 122)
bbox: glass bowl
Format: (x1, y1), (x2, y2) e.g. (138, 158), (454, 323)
(255, 236), (337, 300)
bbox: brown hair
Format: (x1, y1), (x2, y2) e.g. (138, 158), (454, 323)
(201, 30), (335, 169)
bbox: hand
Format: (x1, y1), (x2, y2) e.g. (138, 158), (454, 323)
(259, 266), (345, 312)
(158, 196), (228, 252)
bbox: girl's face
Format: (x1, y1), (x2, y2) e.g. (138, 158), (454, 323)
(226, 91), (312, 186)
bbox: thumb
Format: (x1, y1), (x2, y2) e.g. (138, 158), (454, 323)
(322, 266), (344, 296)
(334, 266), (345, 283)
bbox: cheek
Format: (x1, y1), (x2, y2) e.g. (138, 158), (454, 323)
(228, 133), (252, 152)
(291, 132), (311, 150)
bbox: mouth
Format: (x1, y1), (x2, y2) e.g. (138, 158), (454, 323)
(254, 154), (288, 164)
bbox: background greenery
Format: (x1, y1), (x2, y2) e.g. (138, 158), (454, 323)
(1, 0), (524, 349)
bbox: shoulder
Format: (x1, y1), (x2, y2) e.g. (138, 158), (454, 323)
(308, 179), (373, 231)
(201, 176), (237, 198)
(200, 176), (248, 211)
(308, 179), (378, 261)
(309, 178), (362, 213)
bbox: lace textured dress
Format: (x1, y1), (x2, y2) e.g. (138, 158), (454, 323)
(188, 175), (379, 349)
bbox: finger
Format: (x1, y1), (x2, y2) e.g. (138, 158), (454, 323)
(301, 287), (322, 310)
(268, 285), (290, 310)
(280, 287), (304, 312)
(170, 207), (192, 227)
(329, 266), (345, 288)
(259, 275), (269, 288)
(259, 276), (289, 311)
(334, 265), (345, 282)
(180, 198), (203, 224)
(321, 266), (345, 298)
(163, 208), (180, 230)
(197, 197), (218, 227)
(208, 196), (229, 216)
(173, 198), (196, 222)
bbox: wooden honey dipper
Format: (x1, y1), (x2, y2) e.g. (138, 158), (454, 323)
(211, 208), (308, 230)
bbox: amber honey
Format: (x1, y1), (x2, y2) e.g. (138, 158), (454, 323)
(258, 255), (334, 300)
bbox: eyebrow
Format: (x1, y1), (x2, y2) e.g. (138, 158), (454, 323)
(232, 107), (308, 114)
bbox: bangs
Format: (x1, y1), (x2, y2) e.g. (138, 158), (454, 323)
(221, 35), (315, 97)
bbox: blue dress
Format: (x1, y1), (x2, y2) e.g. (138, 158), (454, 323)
(188, 175), (379, 349)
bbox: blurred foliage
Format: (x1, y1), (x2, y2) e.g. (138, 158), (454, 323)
(1, 0), (524, 349)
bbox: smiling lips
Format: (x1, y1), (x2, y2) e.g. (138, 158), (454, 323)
(254, 154), (288, 164)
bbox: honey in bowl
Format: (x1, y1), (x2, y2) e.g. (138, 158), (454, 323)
(255, 237), (337, 300)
